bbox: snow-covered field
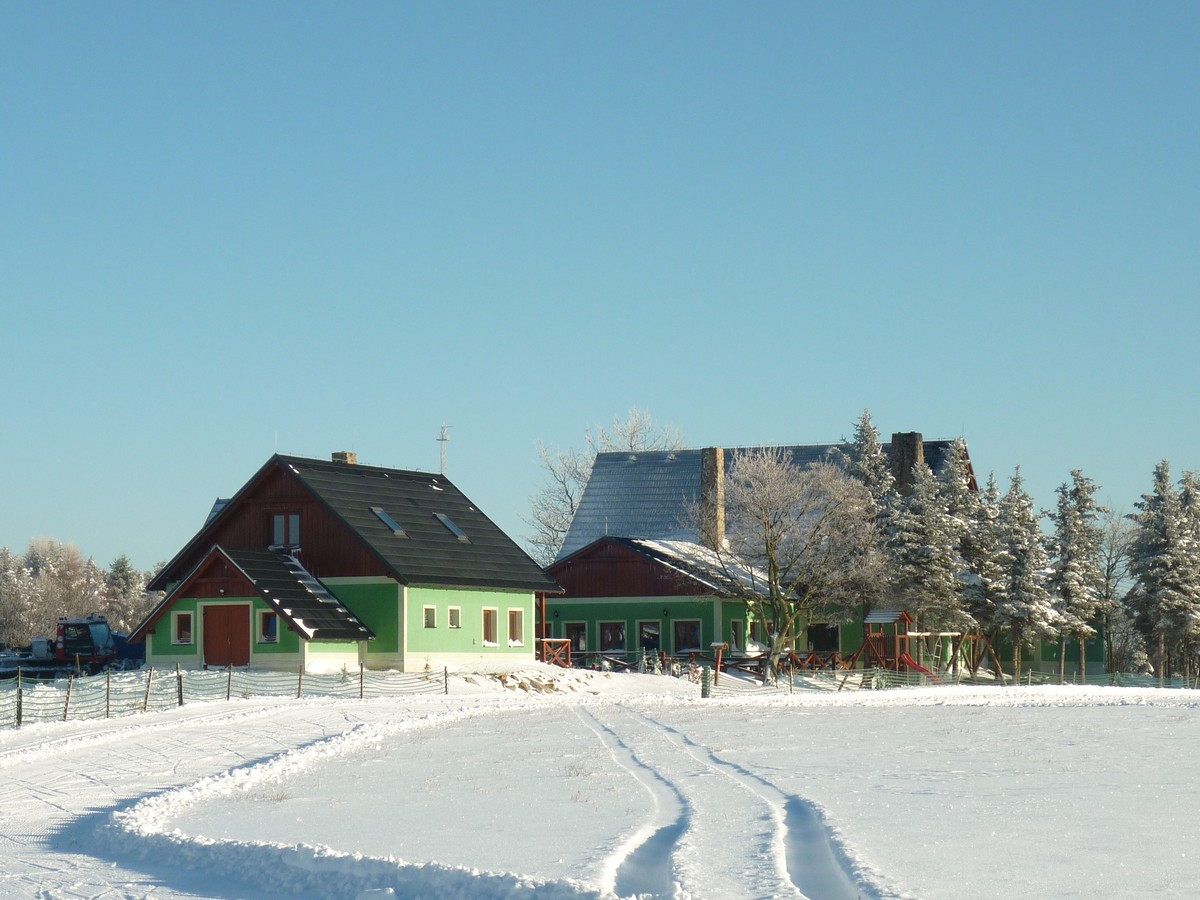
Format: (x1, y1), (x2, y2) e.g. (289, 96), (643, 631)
(3, 665), (1198, 899)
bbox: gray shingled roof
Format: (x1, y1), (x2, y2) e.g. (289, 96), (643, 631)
(556, 440), (958, 562)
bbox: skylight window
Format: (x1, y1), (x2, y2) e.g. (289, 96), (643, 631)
(371, 507), (408, 537)
(434, 513), (470, 543)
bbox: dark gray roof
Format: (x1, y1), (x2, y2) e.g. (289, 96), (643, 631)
(279, 456), (560, 593)
(220, 547), (374, 642)
(556, 440), (959, 562)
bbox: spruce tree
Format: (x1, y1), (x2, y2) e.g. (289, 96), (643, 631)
(994, 468), (1058, 680)
(889, 461), (972, 633)
(1046, 471), (1107, 683)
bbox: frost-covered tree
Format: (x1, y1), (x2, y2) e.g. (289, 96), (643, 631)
(842, 409), (894, 506)
(1127, 462), (1200, 679)
(707, 449), (885, 676)
(962, 474), (1007, 641)
(994, 468), (1058, 679)
(889, 461), (972, 631)
(526, 408), (682, 565)
(1046, 471), (1107, 683)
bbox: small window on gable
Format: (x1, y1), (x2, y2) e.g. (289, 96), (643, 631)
(259, 611), (279, 644)
(371, 507), (408, 537)
(448, 607), (461, 629)
(423, 606), (437, 628)
(271, 513), (300, 548)
(434, 513), (470, 542)
(173, 612), (193, 645)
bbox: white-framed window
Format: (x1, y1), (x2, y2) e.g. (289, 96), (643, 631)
(259, 611), (279, 644)
(728, 619), (744, 652)
(423, 606), (437, 629)
(172, 612), (193, 645)
(482, 608), (498, 646)
(600, 622), (626, 652)
(508, 609), (524, 647)
(566, 622), (587, 653)
(448, 607), (461, 629)
(673, 620), (702, 653)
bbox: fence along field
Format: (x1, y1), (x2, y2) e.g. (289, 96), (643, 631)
(0, 666), (447, 728)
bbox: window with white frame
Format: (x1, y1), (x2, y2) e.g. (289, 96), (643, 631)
(673, 620), (702, 653)
(423, 606), (437, 628)
(508, 609), (524, 647)
(172, 612), (193, 645)
(482, 608), (498, 645)
(448, 607), (461, 629)
(259, 611), (279, 643)
(600, 622), (626, 652)
(728, 619), (744, 652)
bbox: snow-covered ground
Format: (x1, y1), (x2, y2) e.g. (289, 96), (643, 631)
(3, 665), (1198, 899)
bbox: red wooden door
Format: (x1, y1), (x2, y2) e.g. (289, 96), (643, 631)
(203, 605), (250, 667)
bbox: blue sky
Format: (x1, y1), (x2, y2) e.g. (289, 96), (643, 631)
(2, 2), (1197, 572)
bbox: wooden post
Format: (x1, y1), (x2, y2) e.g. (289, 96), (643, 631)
(105, 669), (111, 719)
(444, 666), (449, 695)
(226, 666), (232, 702)
(143, 667), (154, 712)
(15, 668), (22, 728)
(359, 663), (364, 700)
(63, 675), (73, 721)
(296, 665), (304, 699)
(176, 664), (184, 707)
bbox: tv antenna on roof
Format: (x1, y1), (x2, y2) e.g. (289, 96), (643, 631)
(437, 424), (452, 475)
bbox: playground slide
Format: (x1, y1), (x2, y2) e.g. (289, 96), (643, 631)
(898, 652), (942, 684)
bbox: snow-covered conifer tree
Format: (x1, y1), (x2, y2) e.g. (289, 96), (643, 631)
(889, 461), (972, 632)
(1046, 471), (1107, 682)
(994, 468), (1058, 679)
(1129, 463), (1200, 678)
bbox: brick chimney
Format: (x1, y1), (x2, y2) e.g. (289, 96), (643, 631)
(700, 447), (725, 550)
(890, 432), (924, 495)
(332, 451), (357, 465)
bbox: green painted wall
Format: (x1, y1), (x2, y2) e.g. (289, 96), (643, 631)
(145, 596), (300, 662)
(325, 580), (401, 655)
(407, 586), (533, 656)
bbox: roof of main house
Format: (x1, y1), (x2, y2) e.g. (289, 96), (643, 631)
(148, 454), (561, 594)
(556, 440), (963, 562)
(132, 546), (375, 643)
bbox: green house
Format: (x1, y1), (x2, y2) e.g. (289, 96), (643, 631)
(132, 452), (561, 673)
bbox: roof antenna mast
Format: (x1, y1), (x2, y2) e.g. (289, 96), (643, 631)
(438, 424), (452, 475)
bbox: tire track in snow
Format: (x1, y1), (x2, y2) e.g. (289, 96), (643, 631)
(630, 707), (869, 900)
(581, 704), (801, 899)
(572, 706), (689, 898)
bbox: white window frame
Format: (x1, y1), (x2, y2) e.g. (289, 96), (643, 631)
(258, 610), (279, 644)
(508, 608), (525, 647)
(482, 608), (498, 646)
(423, 606), (437, 629)
(673, 619), (703, 654)
(448, 606), (462, 629)
(172, 611), (194, 646)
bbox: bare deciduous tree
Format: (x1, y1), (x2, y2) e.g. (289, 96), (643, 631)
(526, 408), (682, 565)
(703, 448), (885, 676)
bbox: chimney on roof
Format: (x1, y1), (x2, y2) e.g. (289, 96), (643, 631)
(891, 432), (924, 495)
(332, 451), (357, 465)
(701, 447), (726, 551)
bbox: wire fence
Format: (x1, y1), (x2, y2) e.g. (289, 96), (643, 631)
(0, 666), (447, 729)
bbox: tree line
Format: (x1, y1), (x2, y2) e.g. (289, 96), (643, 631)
(0, 540), (163, 648)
